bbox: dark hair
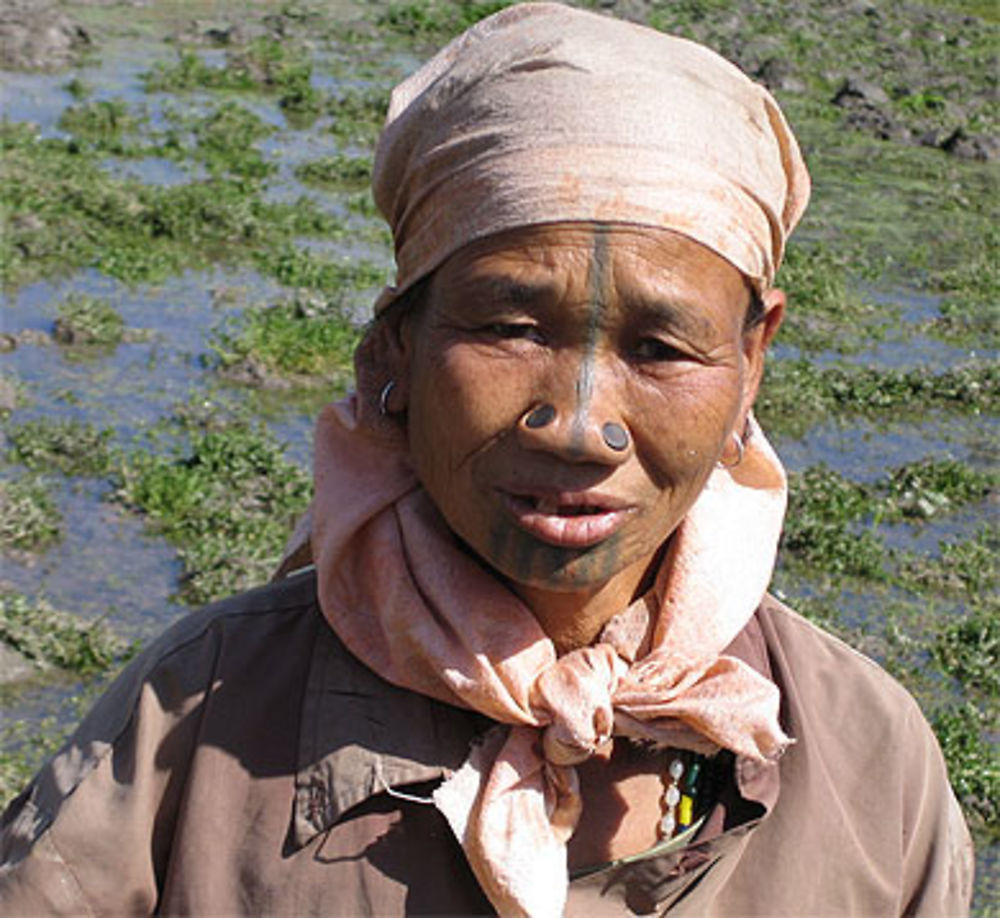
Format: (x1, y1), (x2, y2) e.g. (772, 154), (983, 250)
(368, 274), (432, 335)
(743, 285), (766, 332)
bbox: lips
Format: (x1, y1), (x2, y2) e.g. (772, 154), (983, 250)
(498, 488), (633, 548)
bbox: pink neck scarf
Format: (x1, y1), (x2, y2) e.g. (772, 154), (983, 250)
(296, 397), (791, 917)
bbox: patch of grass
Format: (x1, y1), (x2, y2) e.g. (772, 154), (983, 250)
(780, 460), (997, 581)
(295, 153), (372, 188)
(776, 244), (890, 354)
(144, 37), (317, 97)
(934, 604), (1000, 698)
(6, 418), (114, 477)
(932, 702), (1000, 841)
(211, 293), (360, 380)
(186, 102), (276, 180)
(0, 475), (61, 552)
(0, 120), (345, 287)
(57, 99), (144, 154)
(758, 359), (998, 437)
(327, 86), (388, 145)
(114, 417), (311, 604)
(883, 458), (997, 521)
(63, 77), (91, 100)
(900, 524), (999, 598)
(924, 226), (1000, 349)
(255, 244), (387, 292)
(376, 0), (516, 42)
(0, 591), (133, 674)
(53, 294), (125, 346)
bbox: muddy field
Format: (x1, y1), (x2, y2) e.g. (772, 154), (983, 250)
(1, 0), (997, 908)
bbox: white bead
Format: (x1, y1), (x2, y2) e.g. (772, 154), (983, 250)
(669, 758), (684, 781)
(659, 813), (676, 835)
(665, 785), (681, 807)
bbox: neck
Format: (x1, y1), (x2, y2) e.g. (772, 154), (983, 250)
(511, 555), (653, 655)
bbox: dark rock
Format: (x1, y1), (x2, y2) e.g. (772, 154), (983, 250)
(832, 77), (890, 108)
(173, 19), (246, 47)
(843, 104), (909, 142)
(0, 0), (91, 71)
(939, 128), (1000, 162)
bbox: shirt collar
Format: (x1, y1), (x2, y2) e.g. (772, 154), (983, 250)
(292, 617), (485, 848)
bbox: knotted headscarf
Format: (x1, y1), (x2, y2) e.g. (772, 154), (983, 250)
(282, 4), (812, 914)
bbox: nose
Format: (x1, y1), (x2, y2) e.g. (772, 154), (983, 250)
(517, 362), (632, 464)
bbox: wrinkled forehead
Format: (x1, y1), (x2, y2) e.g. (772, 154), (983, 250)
(422, 221), (752, 330)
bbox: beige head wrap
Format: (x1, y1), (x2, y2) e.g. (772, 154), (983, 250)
(372, 1), (810, 312)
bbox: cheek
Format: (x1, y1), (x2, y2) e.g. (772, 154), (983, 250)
(633, 368), (744, 483)
(406, 343), (535, 486)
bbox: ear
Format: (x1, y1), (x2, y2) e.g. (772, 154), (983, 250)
(353, 302), (415, 432)
(738, 287), (785, 423)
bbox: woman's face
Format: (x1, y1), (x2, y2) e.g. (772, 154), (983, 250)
(398, 222), (780, 598)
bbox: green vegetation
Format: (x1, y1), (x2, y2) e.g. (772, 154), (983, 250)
(327, 86), (388, 145)
(57, 99), (144, 153)
(0, 475), (61, 552)
(775, 244), (890, 354)
(900, 524), (998, 598)
(933, 703), (1000, 839)
(934, 604), (1000, 698)
(114, 416), (311, 604)
(782, 461), (997, 581)
(0, 120), (343, 286)
(0, 590), (133, 675)
(53, 295), (125, 346)
(377, 0), (517, 42)
(211, 294), (360, 381)
(144, 37), (318, 109)
(295, 153), (372, 188)
(185, 102), (277, 179)
(6, 418), (114, 477)
(254, 245), (386, 292)
(758, 360), (998, 437)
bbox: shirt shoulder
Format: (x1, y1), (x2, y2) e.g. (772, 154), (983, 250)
(757, 592), (923, 724)
(2, 570), (322, 860)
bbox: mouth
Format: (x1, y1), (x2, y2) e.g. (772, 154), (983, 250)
(498, 489), (632, 548)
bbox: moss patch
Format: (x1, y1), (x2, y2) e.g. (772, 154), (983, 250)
(53, 295), (125, 346)
(211, 293), (360, 383)
(0, 475), (62, 552)
(114, 414), (311, 604)
(0, 590), (133, 674)
(6, 418), (114, 477)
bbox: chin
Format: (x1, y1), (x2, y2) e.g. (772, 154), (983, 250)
(482, 524), (637, 593)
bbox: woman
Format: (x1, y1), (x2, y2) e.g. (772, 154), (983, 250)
(0, 4), (972, 915)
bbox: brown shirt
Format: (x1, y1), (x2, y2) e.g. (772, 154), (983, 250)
(1, 568), (973, 915)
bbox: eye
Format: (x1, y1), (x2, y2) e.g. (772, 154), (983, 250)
(487, 323), (545, 343)
(633, 338), (688, 362)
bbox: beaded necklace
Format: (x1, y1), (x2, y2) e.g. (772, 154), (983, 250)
(658, 750), (708, 839)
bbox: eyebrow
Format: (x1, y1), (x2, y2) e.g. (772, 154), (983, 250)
(486, 276), (556, 305)
(626, 293), (713, 338)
